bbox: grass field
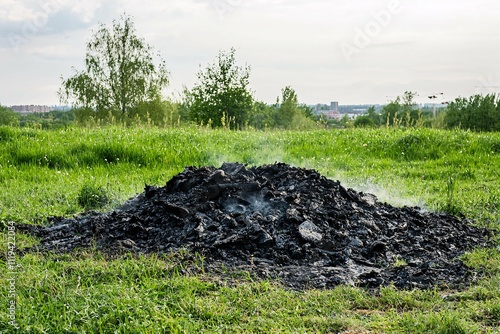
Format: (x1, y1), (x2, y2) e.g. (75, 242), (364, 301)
(1, 125), (500, 333)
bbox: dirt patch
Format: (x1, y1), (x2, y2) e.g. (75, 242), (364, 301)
(18, 163), (491, 290)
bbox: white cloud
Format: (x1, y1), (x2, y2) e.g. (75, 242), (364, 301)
(0, 0), (38, 22)
(63, 0), (103, 23)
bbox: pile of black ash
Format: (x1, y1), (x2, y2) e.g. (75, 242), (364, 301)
(18, 162), (491, 290)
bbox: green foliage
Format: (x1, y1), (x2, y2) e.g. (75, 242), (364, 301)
(72, 99), (181, 127)
(248, 101), (276, 129)
(274, 86), (317, 129)
(397, 310), (479, 333)
(381, 99), (400, 126)
(185, 48), (253, 129)
(59, 14), (169, 123)
(442, 175), (461, 215)
(248, 89), (317, 130)
(275, 85), (298, 126)
(339, 113), (352, 128)
(381, 91), (422, 127)
(127, 99), (180, 127)
(444, 93), (500, 131)
(353, 115), (375, 128)
(353, 106), (381, 128)
(391, 133), (440, 160)
(0, 105), (20, 126)
(73, 107), (100, 126)
(18, 109), (75, 129)
(366, 105), (381, 126)
(0, 125), (16, 141)
(462, 248), (500, 275)
(77, 183), (110, 210)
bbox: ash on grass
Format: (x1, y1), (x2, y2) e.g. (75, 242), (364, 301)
(17, 163), (492, 290)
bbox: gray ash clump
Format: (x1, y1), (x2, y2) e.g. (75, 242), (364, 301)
(18, 162), (491, 290)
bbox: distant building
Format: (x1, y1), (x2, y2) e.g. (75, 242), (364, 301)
(314, 101), (342, 119)
(330, 101), (338, 111)
(421, 103), (447, 109)
(322, 110), (342, 120)
(312, 101), (383, 120)
(10, 105), (51, 114)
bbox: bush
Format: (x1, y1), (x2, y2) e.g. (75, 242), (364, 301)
(0, 106), (20, 126)
(353, 116), (375, 128)
(77, 184), (110, 210)
(444, 94), (500, 131)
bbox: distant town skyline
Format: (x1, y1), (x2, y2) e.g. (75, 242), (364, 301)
(6, 101), (449, 112)
(10, 104), (52, 113)
(1, 0), (500, 107)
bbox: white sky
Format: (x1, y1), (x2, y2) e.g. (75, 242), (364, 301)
(1, 0), (500, 106)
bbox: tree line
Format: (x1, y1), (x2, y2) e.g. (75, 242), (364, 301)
(352, 91), (500, 132)
(2, 14), (500, 131)
(55, 15), (317, 129)
(0, 107), (75, 129)
(4, 91), (494, 131)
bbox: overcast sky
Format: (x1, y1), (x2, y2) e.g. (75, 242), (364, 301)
(1, 0), (500, 106)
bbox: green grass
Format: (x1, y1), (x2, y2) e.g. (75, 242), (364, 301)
(1, 125), (500, 333)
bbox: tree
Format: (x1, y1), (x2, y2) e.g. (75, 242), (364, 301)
(0, 105), (20, 126)
(299, 103), (315, 120)
(355, 105), (380, 127)
(17, 109), (75, 129)
(128, 99), (180, 127)
(59, 14), (169, 123)
(276, 86), (298, 127)
(186, 48), (253, 129)
(248, 101), (276, 129)
(339, 113), (351, 128)
(381, 91), (420, 127)
(274, 86), (316, 129)
(444, 94), (500, 131)
(400, 91), (420, 125)
(367, 106), (380, 125)
(380, 97), (401, 126)
(353, 115), (375, 128)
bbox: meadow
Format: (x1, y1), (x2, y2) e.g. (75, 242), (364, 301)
(1, 125), (500, 333)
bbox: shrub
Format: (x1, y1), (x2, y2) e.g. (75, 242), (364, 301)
(77, 183), (110, 210)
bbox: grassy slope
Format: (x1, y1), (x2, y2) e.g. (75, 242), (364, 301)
(1, 126), (500, 333)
